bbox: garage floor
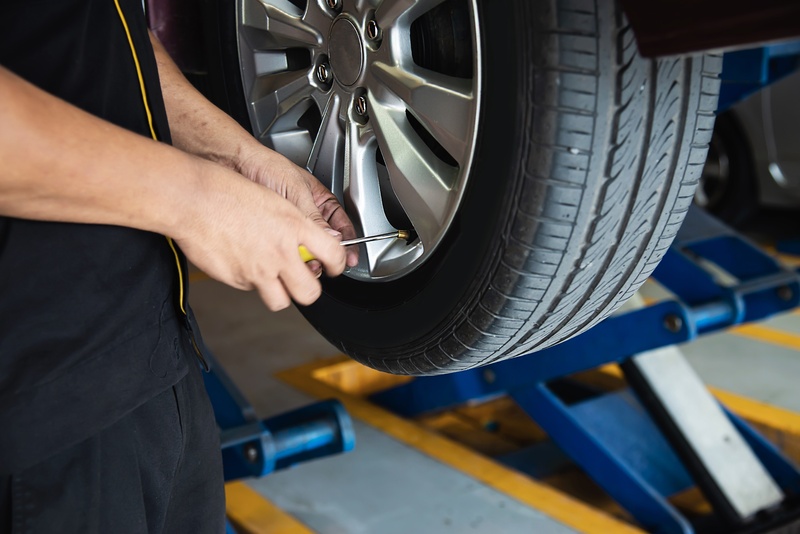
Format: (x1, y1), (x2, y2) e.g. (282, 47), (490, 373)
(189, 251), (800, 533)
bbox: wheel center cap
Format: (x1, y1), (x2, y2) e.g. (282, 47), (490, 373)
(328, 18), (363, 87)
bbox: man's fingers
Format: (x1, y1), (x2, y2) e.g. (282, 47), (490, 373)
(286, 170), (357, 268)
(319, 197), (355, 237)
(301, 200), (357, 268)
(300, 223), (346, 277)
(306, 259), (323, 278)
(315, 196), (358, 267)
(293, 185), (332, 230)
(280, 255), (323, 306)
(306, 208), (332, 232)
(256, 280), (292, 311)
(344, 247), (359, 268)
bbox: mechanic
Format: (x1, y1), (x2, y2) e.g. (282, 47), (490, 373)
(0, 0), (358, 531)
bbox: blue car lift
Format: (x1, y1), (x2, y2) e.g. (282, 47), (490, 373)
(202, 354), (355, 533)
(370, 207), (800, 534)
(717, 41), (800, 112)
(202, 359), (355, 483)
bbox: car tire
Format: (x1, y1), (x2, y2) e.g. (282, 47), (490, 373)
(205, 0), (721, 375)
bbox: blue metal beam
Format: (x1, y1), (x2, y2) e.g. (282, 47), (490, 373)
(719, 42), (800, 112)
(202, 351), (356, 482)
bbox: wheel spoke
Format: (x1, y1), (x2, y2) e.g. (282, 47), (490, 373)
(375, 0), (447, 28)
(265, 129), (313, 166)
(250, 70), (315, 135)
(251, 50), (290, 77)
(307, 95), (345, 197)
(372, 62), (475, 167)
(344, 119), (395, 273)
(368, 96), (458, 248)
(242, 0), (322, 48)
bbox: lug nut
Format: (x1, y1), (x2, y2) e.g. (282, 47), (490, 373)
(326, 0), (340, 11)
(355, 95), (368, 117)
(316, 62), (331, 84)
(367, 19), (381, 40)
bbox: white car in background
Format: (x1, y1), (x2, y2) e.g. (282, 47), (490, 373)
(698, 69), (800, 226)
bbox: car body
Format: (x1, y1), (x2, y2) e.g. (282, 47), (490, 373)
(696, 66), (800, 225)
(727, 69), (800, 209)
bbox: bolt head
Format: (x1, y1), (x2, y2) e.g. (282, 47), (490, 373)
(316, 63), (330, 84)
(326, 0), (340, 11)
(663, 314), (683, 333)
(244, 445), (259, 463)
(355, 95), (368, 116)
(367, 19), (381, 40)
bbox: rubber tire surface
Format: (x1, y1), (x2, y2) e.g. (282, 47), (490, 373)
(210, 0), (721, 375)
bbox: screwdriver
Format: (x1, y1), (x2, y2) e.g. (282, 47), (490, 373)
(299, 230), (412, 263)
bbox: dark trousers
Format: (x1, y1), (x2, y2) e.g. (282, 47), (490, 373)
(0, 361), (225, 533)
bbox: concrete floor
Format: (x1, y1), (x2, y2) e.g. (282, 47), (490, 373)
(190, 267), (800, 533)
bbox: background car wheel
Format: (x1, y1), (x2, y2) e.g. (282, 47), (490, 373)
(694, 112), (758, 227)
(205, 0), (721, 375)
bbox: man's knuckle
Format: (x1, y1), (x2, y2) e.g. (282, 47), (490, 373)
(295, 285), (320, 306)
(267, 294), (290, 311)
(309, 283), (322, 302)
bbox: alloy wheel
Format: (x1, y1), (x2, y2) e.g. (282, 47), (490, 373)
(696, 132), (731, 210)
(236, 0), (481, 281)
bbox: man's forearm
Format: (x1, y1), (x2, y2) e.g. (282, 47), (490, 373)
(150, 33), (265, 172)
(0, 65), (212, 238)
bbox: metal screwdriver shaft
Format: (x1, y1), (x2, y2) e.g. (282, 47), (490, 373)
(299, 230), (411, 263)
(340, 230), (410, 247)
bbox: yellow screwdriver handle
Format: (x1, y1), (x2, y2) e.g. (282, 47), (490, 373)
(298, 245), (315, 263)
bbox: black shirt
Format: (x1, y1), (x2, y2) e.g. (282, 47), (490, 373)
(0, 0), (197, 473)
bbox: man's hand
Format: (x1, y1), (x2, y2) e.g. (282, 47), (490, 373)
(236, 147), (359, 270)
(175, 163), (346, 310)
(150, 33), (359, 274)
